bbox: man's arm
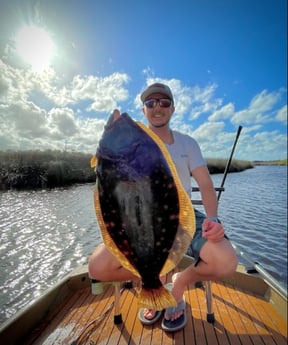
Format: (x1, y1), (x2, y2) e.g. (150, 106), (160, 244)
(191, 165), (218, 217)
(191, 165), (225, 242)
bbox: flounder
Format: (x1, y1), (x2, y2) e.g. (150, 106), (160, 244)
(91, 112), (195, 310)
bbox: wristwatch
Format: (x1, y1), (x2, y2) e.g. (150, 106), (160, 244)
(208, 216), (221, 223)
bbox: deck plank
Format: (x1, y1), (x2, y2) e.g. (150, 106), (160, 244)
(94, 287), (131, 345)
(23, 289), (76, 345)
(208, 283), (233, 345)
(18, 271), (287, 345)
(124, 286), (145, 345)
(221, 282), (255, 345)
(195, 284), (220, 345)
(184, 283), (196, 345)
(65, 288), (102, 344)
(26, 288), (90, 345)
(74, 286), (115, 345)
(229, 283), (286, 345)
(242, 288), (287, 345)
(228, 284), (265, 345)
(212, 282), (243, 345)
(118, 288), (141, 345)
(191, 286), (208, 345)
(234, 286), (276, 345)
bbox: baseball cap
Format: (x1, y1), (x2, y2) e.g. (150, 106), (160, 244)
(140, 83), (174, 103)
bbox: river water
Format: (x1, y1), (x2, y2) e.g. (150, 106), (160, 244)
(0, 166), (287, 324)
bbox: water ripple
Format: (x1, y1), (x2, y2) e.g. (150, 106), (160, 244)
(0, 166), (287, 324)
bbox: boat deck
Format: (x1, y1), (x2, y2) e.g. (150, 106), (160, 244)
(22, 269), (287, 345)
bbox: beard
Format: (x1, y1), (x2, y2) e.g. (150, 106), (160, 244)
(150, 115), (171, 128)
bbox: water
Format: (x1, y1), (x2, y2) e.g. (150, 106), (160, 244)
(0, 166), (287, 324)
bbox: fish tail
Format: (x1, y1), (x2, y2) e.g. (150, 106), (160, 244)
(137, 286), (177, 310)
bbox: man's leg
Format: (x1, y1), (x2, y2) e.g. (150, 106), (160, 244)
(172, 238), (238, 302)
(89, 243), (165, 322)
(88, 243), (137, 281)
(164, 209), (238, 321)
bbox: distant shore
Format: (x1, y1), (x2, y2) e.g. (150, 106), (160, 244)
(253, 159), (287, 166)
(0, 150), (282, 191)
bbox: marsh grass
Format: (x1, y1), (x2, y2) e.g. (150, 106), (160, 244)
(0, 150), (254, 190)
(206, 158), (254, 174)
(0, 150), (95, 190)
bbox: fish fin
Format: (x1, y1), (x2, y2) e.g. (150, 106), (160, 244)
(90, 155), (98, 170)
(137, 286), (177, 310)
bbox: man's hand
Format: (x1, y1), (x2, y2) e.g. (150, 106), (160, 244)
(202, 219), (225, 242)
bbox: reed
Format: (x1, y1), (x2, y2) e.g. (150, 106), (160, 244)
(0, 150), (254, 190)
(0, 150), (95, 190)
(254, 159), (287, 166)
(205, 158), (254, 174)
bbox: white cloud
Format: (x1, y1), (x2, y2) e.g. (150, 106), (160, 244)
(189, 122), (234, 158)
(0, 59), (130, 153)
(208, 103), (235, 121)
(276, 105), (287, 124)
(0, 58), (286, 160)
(241, 131), (287, 161)
(231, 89), (284, 125)
(48, 108), (78, 136)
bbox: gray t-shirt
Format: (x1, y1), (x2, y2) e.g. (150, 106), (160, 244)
(165, 130), (206, 197)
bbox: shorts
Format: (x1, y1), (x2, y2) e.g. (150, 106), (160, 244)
(185, 208), (228, 266)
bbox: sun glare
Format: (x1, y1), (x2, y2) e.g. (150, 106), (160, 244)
(14, 25), (55, 72)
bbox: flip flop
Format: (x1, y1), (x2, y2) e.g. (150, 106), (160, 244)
(161, 283), (187, 332)
(138, 309), (163, 325)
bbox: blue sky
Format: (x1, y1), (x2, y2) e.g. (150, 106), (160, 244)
(0, 0), (286, 161)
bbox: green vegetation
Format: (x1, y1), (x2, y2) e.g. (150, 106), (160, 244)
(254, 159), (288, 166)
(0, 150), (95, 190)
(206, 158), (254, 174)
(0, 150), (254, 191)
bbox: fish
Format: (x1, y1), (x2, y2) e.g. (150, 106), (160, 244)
(91, 111), (195, 310)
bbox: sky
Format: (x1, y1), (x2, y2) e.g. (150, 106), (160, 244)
(0, 0), (287, 161)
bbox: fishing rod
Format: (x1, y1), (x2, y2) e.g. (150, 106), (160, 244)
(192, 126), (243, 203)
(217, 125), (243, 201)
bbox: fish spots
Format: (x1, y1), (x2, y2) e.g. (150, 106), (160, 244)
(94, 113), (195, 308)
(169, 214), (179, 220)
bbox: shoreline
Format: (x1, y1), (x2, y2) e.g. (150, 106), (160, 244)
(1, 150), (284, 191)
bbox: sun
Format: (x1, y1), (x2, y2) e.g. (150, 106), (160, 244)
(14, 25), (55, 72)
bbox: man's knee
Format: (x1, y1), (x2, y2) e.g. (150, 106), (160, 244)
(88, 243), (109, 279)
(203, 241), (238, 279)
(217, 250), (238, 278)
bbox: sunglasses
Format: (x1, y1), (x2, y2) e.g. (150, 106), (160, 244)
(144, 98), (172, 108)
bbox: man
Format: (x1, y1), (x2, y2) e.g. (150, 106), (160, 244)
(88, 83), (238, 331)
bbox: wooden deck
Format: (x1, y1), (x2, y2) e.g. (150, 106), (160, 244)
(21, 269), (287, 345)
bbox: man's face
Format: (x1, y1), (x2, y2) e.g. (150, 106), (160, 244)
(142, 93), (175, 128)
